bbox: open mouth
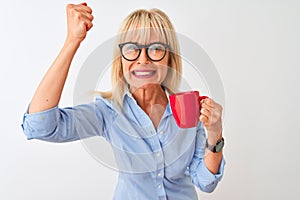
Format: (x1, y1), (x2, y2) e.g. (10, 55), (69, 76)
(132, 70), (156, 78)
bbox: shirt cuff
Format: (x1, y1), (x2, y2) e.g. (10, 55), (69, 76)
(21, 106), (58, 140)
(190, 156), (226, 193)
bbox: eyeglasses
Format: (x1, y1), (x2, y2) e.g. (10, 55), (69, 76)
(118, 42), (170, 62)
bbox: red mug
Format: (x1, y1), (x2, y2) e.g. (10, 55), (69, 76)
(169, 91), (208, 128)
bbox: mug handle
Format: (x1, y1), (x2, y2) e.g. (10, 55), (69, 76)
(198, 95), (208, 110)
(199, 95), (208, 102)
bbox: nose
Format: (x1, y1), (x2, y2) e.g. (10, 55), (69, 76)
(137, 48), (150, 64)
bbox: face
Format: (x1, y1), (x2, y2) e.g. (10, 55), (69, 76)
(121, 40), (169, 92)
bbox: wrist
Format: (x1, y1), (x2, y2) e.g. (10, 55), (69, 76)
(207, 131), (222, 146)
(65, 36), (83, 46)
(206, 137), (224, 153)
(62, 38), (82, 53)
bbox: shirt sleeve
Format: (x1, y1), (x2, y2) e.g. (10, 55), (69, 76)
(188, 123), (226, 193)
(21, 98), (115, 143)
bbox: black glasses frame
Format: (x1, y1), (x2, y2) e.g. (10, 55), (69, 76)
(118, 42), (170, 62)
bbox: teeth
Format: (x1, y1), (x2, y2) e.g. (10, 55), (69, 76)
(134, 71), (152, 76)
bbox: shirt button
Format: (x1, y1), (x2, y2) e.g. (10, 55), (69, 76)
(159, 131), (164, 134)
(156, 152), (161, 157)
(158, 173), (161, 177)
(158, 184), (162, 189)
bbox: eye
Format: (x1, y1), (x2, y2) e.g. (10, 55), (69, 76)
(149, 43), (165, 52)
(123, 43), (139, 52)
(121, 43), (140, 60)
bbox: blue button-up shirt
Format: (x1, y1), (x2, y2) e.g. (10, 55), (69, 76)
(21, 92), (225, 200)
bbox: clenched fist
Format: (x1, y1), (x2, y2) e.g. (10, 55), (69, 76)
(66, 2), (94, 42)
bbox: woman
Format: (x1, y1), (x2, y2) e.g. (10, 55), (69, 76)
(22, 3), (225, 199)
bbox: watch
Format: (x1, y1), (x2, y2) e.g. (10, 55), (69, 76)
(206, 137), (224, 153)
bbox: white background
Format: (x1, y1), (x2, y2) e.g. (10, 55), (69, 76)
(1, 0), (300, 199)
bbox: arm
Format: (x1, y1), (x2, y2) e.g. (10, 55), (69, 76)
(22, 99), (113, 142)
(189, 98), (225, 193)
(189, 123), (226, 193)
(204, 134), (223, 174)
(28, 3), (94, 114)
(200, 98), (224, 174)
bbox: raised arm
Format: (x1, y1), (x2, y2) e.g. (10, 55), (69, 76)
(28, 3), (94, 114)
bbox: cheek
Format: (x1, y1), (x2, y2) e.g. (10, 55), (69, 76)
(122, 60), (134, 80)
(122, 59), (132, 83)
(160, 66), (168, 81)
(160, 54), (169, 78)
(122, 59), (129, 73)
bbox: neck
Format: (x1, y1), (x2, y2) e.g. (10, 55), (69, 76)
(131, 84), (168, 129)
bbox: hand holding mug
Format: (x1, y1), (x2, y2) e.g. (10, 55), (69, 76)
(170, 90), (223, 143)
(200, 97), (223, 144)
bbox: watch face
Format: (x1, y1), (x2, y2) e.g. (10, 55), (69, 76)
(206, 138), (224, 153)
(215, 139), (224, 152)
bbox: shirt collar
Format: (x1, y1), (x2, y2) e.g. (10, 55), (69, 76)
(123, 84), (136, 104)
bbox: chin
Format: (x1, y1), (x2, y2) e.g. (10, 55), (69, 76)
(128, 80), (163, 91)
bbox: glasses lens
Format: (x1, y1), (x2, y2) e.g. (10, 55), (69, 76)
(147, 43), (166, 61)
(122, 43), (140, 60)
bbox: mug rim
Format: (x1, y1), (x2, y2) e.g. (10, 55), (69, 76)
(169, 90), (199, 97)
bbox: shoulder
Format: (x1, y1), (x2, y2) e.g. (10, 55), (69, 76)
(94, 95), (120, 114)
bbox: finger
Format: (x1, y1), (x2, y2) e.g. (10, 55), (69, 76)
(199, 114), (210, 127)
(81, 6), (93, 14)
(201, 99), (214, 109)
(76, 11), (93, 29)
(79, 12), (94, 22)
(85, 13), (94, 21)
(200, 107), (211, 119)
(74, 8), (94, 22)
(201, 102), (213, 112)
(206, 103), (223, 120)
(85, 22), (93, 31)
(199, 114), (206, 122)
(203, 98), (215, 107)
(81, 18), (93, 31)
(66, 4), (92, 19)
(78, 3), (93, 14)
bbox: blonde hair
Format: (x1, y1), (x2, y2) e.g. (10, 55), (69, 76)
(100, 8), (182, 108)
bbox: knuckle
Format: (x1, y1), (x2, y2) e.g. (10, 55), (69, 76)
(207, 98), (212, 104)
(66, 4), (76, 14)
(87, 23), (93, 30)
(206, 112), (211, 118)
(204, 98), (209, 104)
(74, 12), (82, 19)
(66, 4), (73, 10)
(214, 113), (219, 120)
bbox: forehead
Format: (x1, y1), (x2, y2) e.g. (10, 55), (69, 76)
(120, 27), (168, 44)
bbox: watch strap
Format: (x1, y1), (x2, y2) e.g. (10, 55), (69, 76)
(206, 137), (224, 153)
